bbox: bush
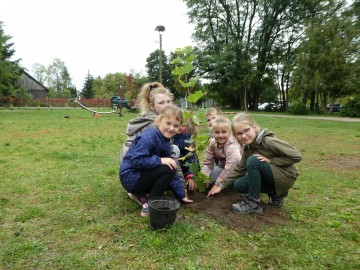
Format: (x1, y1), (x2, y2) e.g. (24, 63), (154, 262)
(287, 102), (309, 115)
(340, 97), (360, 117)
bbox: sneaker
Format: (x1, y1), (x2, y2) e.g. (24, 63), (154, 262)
(268, 192), (288, 208)
(141, 202), (149, 217)
(128, 193), (147, 206)
(231, 196), (263, 214)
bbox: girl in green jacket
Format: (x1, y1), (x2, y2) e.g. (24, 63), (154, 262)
(207, 113), (302, 214)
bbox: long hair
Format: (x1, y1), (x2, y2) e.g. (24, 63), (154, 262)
(137, 82), (173, 114)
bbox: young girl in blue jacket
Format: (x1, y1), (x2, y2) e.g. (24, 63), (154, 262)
(120, 105), (193, 217)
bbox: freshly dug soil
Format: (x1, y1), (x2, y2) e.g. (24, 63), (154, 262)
(184, 189), (291, 232)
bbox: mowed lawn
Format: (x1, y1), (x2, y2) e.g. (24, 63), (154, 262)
(0, 108), (359, 270)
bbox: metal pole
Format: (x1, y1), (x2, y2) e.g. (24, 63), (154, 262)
(159, 32), (163, 84)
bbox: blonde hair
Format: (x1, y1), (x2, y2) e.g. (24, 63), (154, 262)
(137, 82), (173, 113)
(211, 115), (232, 134)
(204, 107), (222, 118)
(154, 105), (183, 126)
(231, 112), (259, 132)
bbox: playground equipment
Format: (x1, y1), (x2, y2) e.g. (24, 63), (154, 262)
(72, 99), (118, 117)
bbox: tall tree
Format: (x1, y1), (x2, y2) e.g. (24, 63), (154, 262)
(81, 71), (94, 98)
(183, 0), (337, 110)
(46, 58), (72, 92)
(146, 49), (174, 89)
(291, 2), (360, 113)
(0, 21), (21, 97)
(31, 63), (46, 84)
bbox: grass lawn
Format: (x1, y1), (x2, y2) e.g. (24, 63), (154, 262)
(0, 108), (359, 269)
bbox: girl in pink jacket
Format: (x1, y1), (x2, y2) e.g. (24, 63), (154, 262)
(201, 115), (243, 189)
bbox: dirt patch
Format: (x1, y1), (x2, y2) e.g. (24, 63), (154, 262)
(320, 154), (360, 170)
(184, 190), (291, 232)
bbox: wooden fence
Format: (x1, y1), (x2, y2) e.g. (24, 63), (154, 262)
(0, 97), (113, 108)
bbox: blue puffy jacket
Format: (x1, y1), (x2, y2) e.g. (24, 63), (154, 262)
(120, 127), (185, 199)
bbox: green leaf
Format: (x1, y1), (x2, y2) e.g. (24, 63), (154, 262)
(187, 90), (204, 103)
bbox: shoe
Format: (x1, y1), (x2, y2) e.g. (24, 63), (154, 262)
(141, 202), (149, 217)
(128, 193), (147, 206)
(231, 196), (263, 214)
(268, 192), (288, 208)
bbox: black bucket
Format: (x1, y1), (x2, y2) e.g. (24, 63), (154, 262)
(148, 196), (180, 230)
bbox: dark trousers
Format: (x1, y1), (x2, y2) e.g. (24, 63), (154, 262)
(233, 156), (275, 199)
(132, 165), (175, 197)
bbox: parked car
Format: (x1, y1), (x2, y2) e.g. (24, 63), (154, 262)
(327, 103), (343, 112)
(111, 96), (130, 109)
(258, 102), (280, 111)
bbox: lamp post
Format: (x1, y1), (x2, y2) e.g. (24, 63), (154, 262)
(155, 25), (165, 84)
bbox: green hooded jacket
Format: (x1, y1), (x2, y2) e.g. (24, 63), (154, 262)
(222, 129), (302, 195)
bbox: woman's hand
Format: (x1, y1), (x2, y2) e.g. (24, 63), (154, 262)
(187, 179), (198, 191)
(161, 157), (177, 170)
(182, 196), (194, 203)
(253, 154), (270, 163)
(206, 185), (222, 198)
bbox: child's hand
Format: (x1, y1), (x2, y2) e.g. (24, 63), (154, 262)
(161, 157), (177, 170)
(187, 179), (198, 191)
(182, 197), (194, 203)
(206, 185), (221, 198)
(253, 154), (270, 163)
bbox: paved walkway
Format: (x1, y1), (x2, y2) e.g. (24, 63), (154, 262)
(255, 114), (360, 122)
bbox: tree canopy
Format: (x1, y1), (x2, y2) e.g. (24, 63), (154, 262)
(0, 21), (21, 97)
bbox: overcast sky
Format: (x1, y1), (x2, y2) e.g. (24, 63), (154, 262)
(1, 0), (194, 90)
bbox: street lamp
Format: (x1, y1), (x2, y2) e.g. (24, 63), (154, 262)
(155, 25), (165, 84)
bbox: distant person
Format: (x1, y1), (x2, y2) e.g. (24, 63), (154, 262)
(120, 105), (193, 216)
(201, 115), (242, 189)
(207, 113), (302, 214)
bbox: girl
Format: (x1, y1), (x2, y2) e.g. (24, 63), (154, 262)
(120, 105), (193, 217)
(119, 82), (172, 165)
(173, 119), (200, 191)
(119, 82), (187, 203)
(201, 115), (242, 190)
(207, 113), (302, 214)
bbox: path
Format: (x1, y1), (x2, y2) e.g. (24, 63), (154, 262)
(253, 113), (360, 122)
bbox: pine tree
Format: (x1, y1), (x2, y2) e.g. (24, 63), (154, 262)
(0, 21), (21, 97)
(81, 71), (94, 98)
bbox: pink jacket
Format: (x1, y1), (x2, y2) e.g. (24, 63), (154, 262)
(201, 136), (242, 187)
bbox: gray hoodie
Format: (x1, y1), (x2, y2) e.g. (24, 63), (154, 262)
(119, 110), (157, 165)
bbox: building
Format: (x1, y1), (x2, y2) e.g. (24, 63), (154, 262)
(15, 70), (48, 98)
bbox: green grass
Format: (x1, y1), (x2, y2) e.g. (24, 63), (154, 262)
(0, 109), (359, 269)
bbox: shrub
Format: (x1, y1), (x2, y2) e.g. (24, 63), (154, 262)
(287, 102), (309, 115)
(340, 97), (360, 117)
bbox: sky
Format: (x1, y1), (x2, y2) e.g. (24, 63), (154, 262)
(0, 0), (194, 90)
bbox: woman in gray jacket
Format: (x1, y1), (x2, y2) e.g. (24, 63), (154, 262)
(207, 113), (302, 214)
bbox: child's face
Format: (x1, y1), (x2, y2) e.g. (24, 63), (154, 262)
(206, 112), (217, 128)
(151, 94), (172, 114)
(158, 115), (181, 139)
(212, 125), (230, 145)
(232, 123), (256, 145)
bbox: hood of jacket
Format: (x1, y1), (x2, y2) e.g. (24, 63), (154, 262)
(126, 110), (157, 136)
(253, 129), (274, 145)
